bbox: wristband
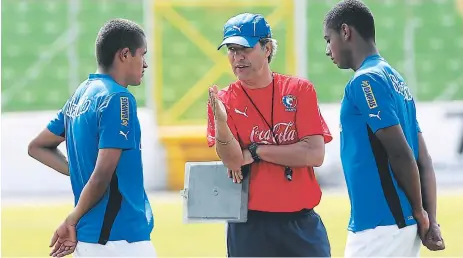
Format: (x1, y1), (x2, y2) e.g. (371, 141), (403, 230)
(248, 142), (260, 162)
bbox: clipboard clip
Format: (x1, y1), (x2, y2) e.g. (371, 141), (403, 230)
(180, 188), (189, 199)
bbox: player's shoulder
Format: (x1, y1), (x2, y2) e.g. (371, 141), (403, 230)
(353, 57), (398, 82)
(98, 81), (135, 102)
(353, 66), (382, 79)
(104, 80), (133, 96)
(94, 85), (135, 113)
(85, 75), (133, 96)
(350, 65), (388, 89)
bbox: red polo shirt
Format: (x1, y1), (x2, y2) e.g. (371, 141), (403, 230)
(207, 73), (332, 212)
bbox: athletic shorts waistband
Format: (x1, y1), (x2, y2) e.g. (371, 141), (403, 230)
(247, 209), (315, 220)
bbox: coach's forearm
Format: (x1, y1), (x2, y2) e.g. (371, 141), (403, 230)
(215, 120), (243, 170)
(388, 153), (424, 213)
(28, 146), (69, 176)
(256, 141), (324, 168)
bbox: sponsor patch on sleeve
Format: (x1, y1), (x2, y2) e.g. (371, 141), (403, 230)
(120, 97), (129, 126)
(361, 80), (378, 109)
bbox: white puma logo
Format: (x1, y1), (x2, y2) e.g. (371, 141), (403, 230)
(234, 107), (248, 117)
(369, 111), (381, 120)
(232, 25), (243, 33)
(119, 130), (129, 140)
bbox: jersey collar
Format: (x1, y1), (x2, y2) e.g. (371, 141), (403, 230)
(358, 54), (383, 70)
(88, 73), (126, 88)
(88, 73), (114, 80)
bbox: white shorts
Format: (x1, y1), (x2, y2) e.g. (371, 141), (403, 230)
(345, 224), (421, 257)
(73, 240), (156, 257)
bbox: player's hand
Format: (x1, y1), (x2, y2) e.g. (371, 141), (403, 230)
(228, 169), (243, 183)
(208, 85), (227, 123)
(49, 216), (77, 257)
(413, 208), (430, 242)
(242, 149), (254, 166)
(423, 223), (445, 251)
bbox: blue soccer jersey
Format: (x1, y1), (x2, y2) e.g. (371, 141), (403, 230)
(47, 73), (153, 244)
(340, 54), (420, 233)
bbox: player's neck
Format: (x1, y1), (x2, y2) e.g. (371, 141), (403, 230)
(240, 69), (273, 89)
(352, 43), (378, 71)
(96, 67), (129, 88)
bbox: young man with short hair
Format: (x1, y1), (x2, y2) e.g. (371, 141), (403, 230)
(28, 18), (155, 257)
(323, 0), (445, 256)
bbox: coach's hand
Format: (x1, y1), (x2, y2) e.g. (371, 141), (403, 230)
(49, 216), (77, 257)
(228, 169), (243, 183)
(227, 150), (254, 183)
(209, 85), (227, 123)
(414, 208), (430, 243)
(423, 223), (445, 251)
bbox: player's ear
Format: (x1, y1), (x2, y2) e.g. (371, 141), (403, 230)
(119, 48), (130, 62)
(340, 23), (351, 41)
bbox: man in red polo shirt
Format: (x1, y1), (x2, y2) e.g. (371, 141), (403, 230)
(207, 13), (333, 257)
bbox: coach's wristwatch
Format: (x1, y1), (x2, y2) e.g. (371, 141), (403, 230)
(248, 142), (260, 162)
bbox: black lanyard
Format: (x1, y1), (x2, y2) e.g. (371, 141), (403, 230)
(241, 79), (275, 142)
(241, 76), (293, 181)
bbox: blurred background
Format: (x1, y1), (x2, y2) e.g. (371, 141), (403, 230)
(1, 0), (463, 256)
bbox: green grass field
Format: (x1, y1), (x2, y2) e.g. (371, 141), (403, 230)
(2, 193), (463, 257)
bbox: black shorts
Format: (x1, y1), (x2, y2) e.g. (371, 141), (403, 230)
(227, 209), (331, 257)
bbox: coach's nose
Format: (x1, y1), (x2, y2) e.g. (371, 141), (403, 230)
(233, 50), (246, 62)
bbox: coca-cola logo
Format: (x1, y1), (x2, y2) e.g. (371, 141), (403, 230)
(250, 122), (297, 144)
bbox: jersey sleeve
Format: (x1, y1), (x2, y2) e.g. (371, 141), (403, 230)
(206, 99), (239, 147)
(47, 109), (65, 137)
(295, 82), (333, 143)
(349, 73), (399, 133)
(98, 92), (136, 150)
(416, 119), (422, 133)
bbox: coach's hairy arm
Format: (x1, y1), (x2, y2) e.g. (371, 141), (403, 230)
(256, 135), (325, 167)
(66, 149), (121, 224)
(209, 86), (243, 171)
(375, 125), (424, 214)
(215, 120), (244, 171)
(28, 128), (69, 176)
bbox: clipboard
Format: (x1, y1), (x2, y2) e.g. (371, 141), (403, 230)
(180, 161), (250, 223)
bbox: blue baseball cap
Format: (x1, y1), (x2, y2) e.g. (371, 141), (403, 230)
(217, 13), (272, 50)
